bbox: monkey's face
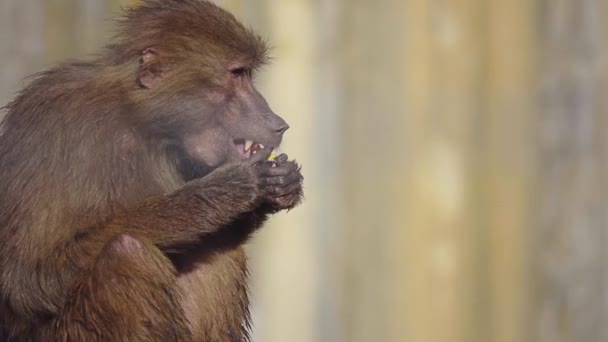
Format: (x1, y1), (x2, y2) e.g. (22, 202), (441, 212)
(180, 64), (289, 169)
(133, 48), (288, 176)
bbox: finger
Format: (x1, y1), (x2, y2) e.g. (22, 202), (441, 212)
(258, 166), (290, 176)
(260, 171), (302, 186)
(248, 146), (273, 165)
(275, 154), (289, 163)
(257, 161), (299, 176)
(265, 182), (302, 198)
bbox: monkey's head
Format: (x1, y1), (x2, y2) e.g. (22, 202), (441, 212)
(110, 0), (288, 177)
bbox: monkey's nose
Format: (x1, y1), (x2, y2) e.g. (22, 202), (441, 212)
(276, 123), (290, 134)
(267, 112), (289, 134)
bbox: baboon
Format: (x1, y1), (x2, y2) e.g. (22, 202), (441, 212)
(0, 0), (303, 340)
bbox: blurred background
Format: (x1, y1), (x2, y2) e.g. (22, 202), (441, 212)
(2, 0), (608, 341)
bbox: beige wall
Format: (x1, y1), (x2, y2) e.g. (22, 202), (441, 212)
(2, 1), (608, 342)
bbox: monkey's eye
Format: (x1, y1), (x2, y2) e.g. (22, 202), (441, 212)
(230, 67), (251, 78)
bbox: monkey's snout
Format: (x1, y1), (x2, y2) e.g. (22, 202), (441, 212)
(275, 123), (289, 134)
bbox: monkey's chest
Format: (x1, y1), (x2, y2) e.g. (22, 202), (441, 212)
(177, 248), (250, 340)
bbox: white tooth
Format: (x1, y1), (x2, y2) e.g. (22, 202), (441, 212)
(259, 144), (265, 149)
(245, 140), (253, 151)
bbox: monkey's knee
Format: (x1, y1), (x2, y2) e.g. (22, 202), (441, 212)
(108, 233), (143, 253)
(98, 233), (176, 275)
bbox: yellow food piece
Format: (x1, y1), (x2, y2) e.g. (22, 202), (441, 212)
(268, 153), (276, 161)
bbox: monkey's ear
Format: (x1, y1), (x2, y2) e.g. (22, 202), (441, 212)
(138, 47), (163, 89)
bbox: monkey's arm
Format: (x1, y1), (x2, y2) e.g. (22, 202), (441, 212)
(136, 153), (302, 254)
(75, 150), (301, 259)
(111, 161), (263, 252)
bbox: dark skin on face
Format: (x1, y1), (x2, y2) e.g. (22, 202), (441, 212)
(0, 0), (303, 341)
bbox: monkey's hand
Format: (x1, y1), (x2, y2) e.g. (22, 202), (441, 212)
(248, 149), (303, 213)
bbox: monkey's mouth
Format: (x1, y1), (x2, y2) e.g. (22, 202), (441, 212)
(234, 140), (275, 160)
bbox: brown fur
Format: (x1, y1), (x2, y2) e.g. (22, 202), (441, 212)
(0, 1), (303, 341)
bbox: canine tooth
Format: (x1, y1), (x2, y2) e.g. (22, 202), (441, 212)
(245, 140), (253, 151)
(259, 144), (265, 149)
